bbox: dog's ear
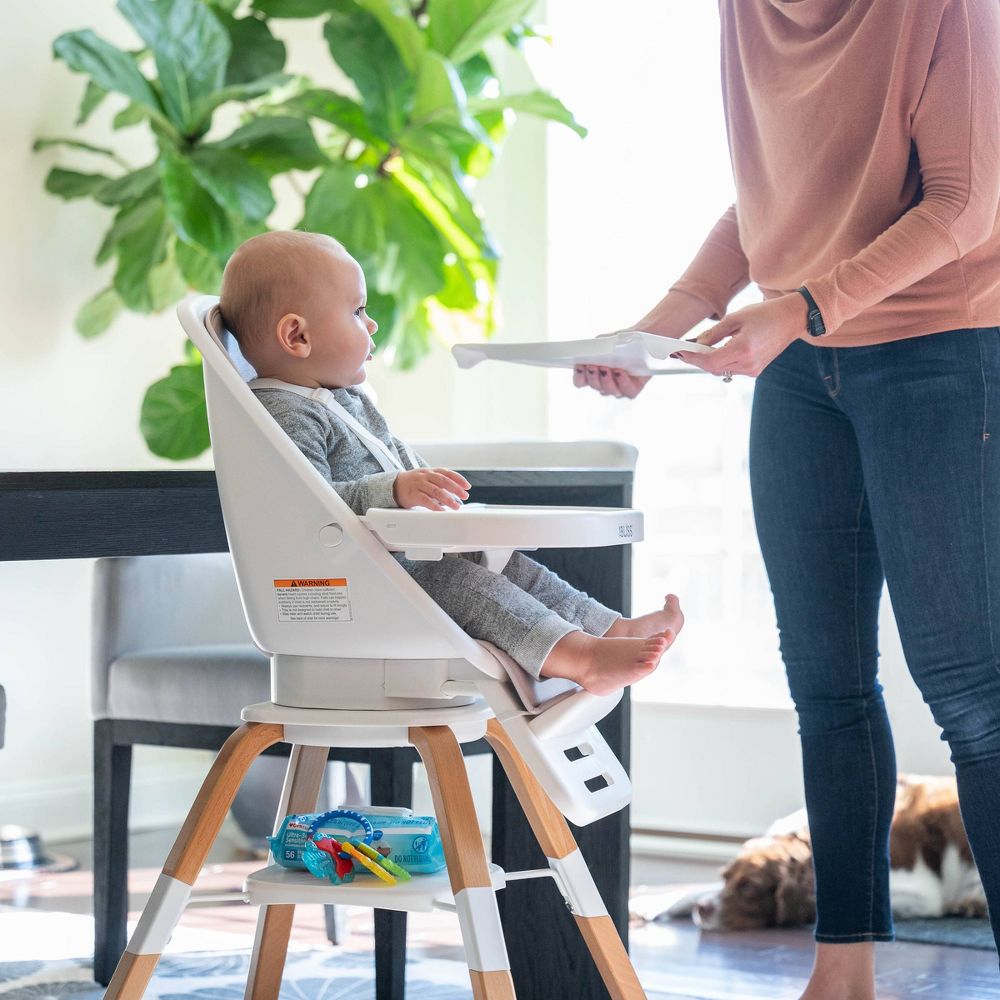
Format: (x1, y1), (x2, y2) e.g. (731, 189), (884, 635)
(774, 860), (815, 926)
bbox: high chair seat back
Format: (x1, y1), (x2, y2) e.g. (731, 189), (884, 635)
(181, 295), (499, 707)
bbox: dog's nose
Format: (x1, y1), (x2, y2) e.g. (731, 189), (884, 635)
(694, 899), (718, 927)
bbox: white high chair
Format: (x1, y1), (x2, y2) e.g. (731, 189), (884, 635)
(103, 295), (648, 1000)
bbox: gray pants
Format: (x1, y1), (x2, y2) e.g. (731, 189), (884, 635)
(401, 550), (620, 678)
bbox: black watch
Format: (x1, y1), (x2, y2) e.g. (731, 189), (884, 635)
(796, 286), (826, 337)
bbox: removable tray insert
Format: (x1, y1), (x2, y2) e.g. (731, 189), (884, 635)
(452, 330), (713, 377)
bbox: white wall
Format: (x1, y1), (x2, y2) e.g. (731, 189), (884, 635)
(0, 4), (548, 842)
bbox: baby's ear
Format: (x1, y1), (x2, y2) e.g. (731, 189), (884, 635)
(276, 312), (310, 356)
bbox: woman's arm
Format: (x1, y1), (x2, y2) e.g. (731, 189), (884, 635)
(635, 288), (720, 340)
(663, 203), (751, 326)
(805, 0), (1000, 335)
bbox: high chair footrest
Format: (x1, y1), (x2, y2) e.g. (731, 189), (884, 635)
(244, 863), (506, 913)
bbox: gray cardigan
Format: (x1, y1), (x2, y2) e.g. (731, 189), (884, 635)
(253, 385), (427, 514)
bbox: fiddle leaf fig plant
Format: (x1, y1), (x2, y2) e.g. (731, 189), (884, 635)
(40, 0), (584, 459)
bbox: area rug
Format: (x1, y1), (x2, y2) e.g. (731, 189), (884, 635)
(0, 906), (473, 999)
(893, 918), (996, 951)
(0, 950), (473, 999)
(630, 886), (998, 952)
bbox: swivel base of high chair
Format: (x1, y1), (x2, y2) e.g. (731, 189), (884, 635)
(103, 701), (646, 1000)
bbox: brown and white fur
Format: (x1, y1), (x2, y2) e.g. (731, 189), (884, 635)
(692, 775), (986, 931)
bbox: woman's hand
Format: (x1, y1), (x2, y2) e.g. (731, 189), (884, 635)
(573, 363), (650, 399)
(674, 293), (807, 378)
(572, 290), (715, 397)
(393, 468), (470, 511)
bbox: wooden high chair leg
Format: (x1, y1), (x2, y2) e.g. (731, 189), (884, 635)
(410, 725), (516, 1000)
(483, 719), (647, 1000)
(103, 722), (284, 1000)
(244, 744), (329, 1000)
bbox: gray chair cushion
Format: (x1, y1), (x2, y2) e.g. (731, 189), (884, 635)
(106, 644), (270, 726)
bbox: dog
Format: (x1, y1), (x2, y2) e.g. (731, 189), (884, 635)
(691, 775), (987, 931)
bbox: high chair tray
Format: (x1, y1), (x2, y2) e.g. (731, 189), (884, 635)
(362, 503), (643, 555)
(452, 330), (713, 377)
(244, 862), (507, 913)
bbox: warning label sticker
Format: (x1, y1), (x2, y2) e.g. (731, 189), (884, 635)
(273, 578), (352, 623)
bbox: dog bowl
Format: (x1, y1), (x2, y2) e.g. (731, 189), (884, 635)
(0, 824), (77, 874)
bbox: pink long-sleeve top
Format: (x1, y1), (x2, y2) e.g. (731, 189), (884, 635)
(672, 0), (1000, 345)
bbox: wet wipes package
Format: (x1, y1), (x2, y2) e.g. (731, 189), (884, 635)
(269, 806), (446, 875)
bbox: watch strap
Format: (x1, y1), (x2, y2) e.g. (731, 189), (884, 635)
(796, 286), (827, 337)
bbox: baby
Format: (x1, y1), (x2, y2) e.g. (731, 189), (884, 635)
(219, 231), (684, 696)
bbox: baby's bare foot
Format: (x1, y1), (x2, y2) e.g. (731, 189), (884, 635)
(607, 594), (684, 640)
(541, 630), (674, 696)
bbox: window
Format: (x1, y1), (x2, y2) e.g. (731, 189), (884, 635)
(539, 2), (789, 707)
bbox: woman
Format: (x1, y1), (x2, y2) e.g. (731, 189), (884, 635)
(576, 1), (1000, 997)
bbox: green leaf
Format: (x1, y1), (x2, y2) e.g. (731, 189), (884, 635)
(215, 12), (286, 86)
(322, 0), (413, 135)
(427, 0), (536, 65)
(74, 287), (123, 338)
(470, 90), (587, 138)
(304, 168), (446, 300)
(97, 196), (162, 265)
(301, 161), (382, 264)
(436, 254), (479, 310)
(33, 136), (124, 163)
(411, 50), (475, 129)
(194, 72), (293, 122)
(159, 150), (233, 255)
(456, 53), (495, 98)
(189, 148), (275, 221)
(176, 239), (223, 292)
(252, 0), (334, 15)
(355, 0), (426, 72)
(44, 167), (113, 200)
(77, 80), (108, 125)
(375, 178), (448, 299)
(213, 115), (327, 174)
(140, 361), (211, 459)
(117, 0), (230, 132)
(113, 103), (148, 129)
(52, 30), (162, 117)
(365, 287), (397, 352)
(148, 247), (189, 311)
(397, 144), (496, 258)
(504, 21), (551, 49)
(285, 88), (385, 145)
(112, 199), (171, 311)
(94, 164), (159, 205)
(385, 298), (432, 369)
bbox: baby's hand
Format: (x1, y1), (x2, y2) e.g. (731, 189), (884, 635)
(393, 468), (471, 511)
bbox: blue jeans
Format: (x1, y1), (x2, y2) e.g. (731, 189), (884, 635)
(749, 328), (1000, 947)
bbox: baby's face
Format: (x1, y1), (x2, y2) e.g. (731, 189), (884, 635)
(298, 250), (378, 387)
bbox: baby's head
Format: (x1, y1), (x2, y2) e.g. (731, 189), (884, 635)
(219, 230), (377, 388)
